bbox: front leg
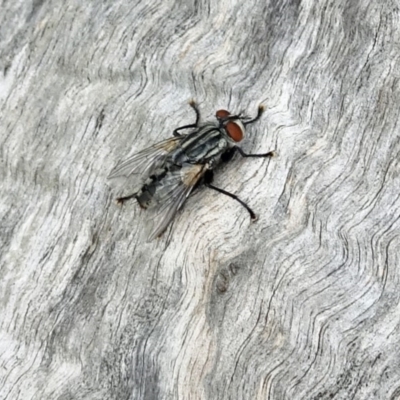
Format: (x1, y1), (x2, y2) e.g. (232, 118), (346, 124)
(173, 100), (201, 137)
(189, 99), (200, 125)
(242, 104), (265, 126)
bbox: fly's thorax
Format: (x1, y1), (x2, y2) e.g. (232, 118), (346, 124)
(172, 124), (229, 165)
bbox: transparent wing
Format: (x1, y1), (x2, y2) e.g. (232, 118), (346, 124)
(145, 163), (206, 241)
(107, 137), (182, 193)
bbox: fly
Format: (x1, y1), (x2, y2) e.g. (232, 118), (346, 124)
(108, 100), (275, 240)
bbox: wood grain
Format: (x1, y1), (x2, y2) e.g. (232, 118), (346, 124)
(1, 0), (400, 399)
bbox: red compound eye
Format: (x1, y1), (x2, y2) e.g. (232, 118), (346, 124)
(216, 109), (230, 119)
(225, 121), (244, 142)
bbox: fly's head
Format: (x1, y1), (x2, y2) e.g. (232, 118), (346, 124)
(216, 109), (245, 142)
(216, 105), (264, 142)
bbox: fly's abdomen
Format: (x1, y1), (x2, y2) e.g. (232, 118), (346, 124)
(136, 186), (155, 209)
(172, 125), (229, 165)
(136, 167), (169, 208)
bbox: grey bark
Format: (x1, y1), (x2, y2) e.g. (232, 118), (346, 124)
(1, 0), (400, 399)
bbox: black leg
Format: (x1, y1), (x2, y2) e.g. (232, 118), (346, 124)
(205, 182), (257, 220)
(234, 146), (274, 158)
(116, 193), (137, 204)
(189, 99), (200, 125)
(173, 100), (201, 137)
(173, 124), (198, 137)
(243, 104), (265, 126)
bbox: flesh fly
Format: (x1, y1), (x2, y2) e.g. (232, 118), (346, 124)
(108, 101), (274, 240)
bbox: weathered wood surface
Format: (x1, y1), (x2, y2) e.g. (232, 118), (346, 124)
(1, 0), (400, 399)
